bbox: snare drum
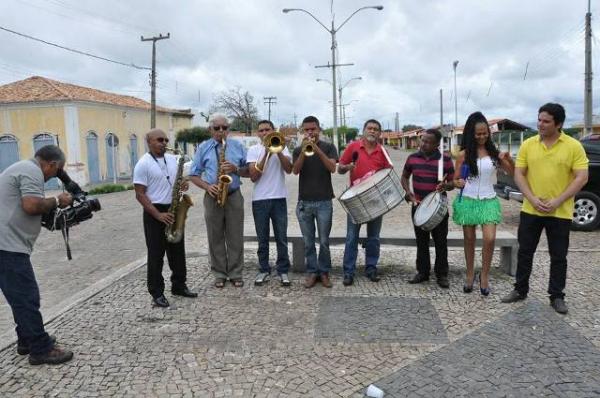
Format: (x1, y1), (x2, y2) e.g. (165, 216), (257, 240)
(338, 168), (405, 224)
(413, 191), (448, 231)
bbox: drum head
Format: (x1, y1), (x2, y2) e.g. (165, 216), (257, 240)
(340, 169), (391, 200)
(413, 192), (441, 226)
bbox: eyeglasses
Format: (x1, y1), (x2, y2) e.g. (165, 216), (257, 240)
(213, 125), (229, 131)
(156, 137), (169, 143)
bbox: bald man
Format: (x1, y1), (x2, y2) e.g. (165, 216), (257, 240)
(133, 129), (197, 308)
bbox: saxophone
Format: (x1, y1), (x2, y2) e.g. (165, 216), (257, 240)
(165, 148), (194, 243)
(216, 138), (232, 207)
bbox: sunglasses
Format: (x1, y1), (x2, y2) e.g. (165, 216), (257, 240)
(156, 137), (169, 143)
(213, 125), (229, 131)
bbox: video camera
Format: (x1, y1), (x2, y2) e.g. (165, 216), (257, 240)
(41, 169), (101, 232)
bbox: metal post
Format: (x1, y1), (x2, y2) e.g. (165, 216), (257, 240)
(331, 25), (339, 150)
(453, 61), (459, 129)
(584, 0), (593, 135)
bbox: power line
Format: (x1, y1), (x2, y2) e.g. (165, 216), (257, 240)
(0, 25), (150, 70)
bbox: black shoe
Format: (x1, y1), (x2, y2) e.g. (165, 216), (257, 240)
(152, 295), (170, 307)
(366, 270), (380, 283)
(343, 275), (354, 286)
(550, 298), (568, 314)
(29, 346), (73, 365)
(436, 275), (449, 289)
(408, 273), (429, 284)
(17, 335), (56, 356)
(172, 287), (198, 298)
(500, 290), (526, 303)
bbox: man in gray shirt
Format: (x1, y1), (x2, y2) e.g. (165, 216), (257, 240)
(0, 145), (74, 365)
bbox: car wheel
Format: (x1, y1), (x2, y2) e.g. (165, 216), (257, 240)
(572, 191), (600, 231)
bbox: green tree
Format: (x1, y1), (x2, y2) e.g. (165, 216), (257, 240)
(402, 124), (423, 132)
(176, 127), (211, 146)
(209, 87), (259, 135)
(322, 126), (358, 150)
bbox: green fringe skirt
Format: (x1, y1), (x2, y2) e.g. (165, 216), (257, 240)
(452, 196), (502, 226)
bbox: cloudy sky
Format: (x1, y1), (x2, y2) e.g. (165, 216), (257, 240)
(0, 0), (597, 130)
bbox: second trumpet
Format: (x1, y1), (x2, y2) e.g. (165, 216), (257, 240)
(255, 131), (286, 173)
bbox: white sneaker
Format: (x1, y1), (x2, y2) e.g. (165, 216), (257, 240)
(280, 273), (291, 287)
(254, 272), (270, 286)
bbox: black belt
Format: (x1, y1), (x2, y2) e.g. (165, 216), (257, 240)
(153, 203), (170, 210)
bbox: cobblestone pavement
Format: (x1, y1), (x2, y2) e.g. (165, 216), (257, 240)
(1, 148), (600, 396)
(1, 247), (599, 397)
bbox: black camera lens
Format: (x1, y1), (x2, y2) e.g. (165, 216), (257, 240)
(88, 198), (101, 212)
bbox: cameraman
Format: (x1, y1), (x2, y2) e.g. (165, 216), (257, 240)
(0, 145), (74, 365)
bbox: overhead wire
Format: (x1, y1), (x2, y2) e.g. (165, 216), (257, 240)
(0, 25), (151, 70)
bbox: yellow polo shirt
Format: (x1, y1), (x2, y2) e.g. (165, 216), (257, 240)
(515, 132), (588, 220)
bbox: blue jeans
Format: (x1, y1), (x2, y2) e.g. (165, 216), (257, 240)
(342, 214), (383, 277)
(296, 200), (333, 274)
(0, 250), (53, 355)
(252, 198), (290, 274)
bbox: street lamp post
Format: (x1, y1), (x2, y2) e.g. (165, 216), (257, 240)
(317, 76), (362, 127)
(452, 60), (459, 151)
(283, 6), (383, 151)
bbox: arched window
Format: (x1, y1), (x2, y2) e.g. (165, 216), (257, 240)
(0, 134), (19, 172)
(32, 133), (59, 189)
(105, 133), (119, 182)
(129, 133), (139, 173)
(86, 131), (101, 183)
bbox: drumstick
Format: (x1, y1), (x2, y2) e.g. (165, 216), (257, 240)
(458, 164), (469, 202)
(351, 151), (359, 165)
(380, 144), (394, 167)
(437, 151), (443, 182)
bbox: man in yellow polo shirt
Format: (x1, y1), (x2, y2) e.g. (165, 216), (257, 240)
(501, 103), (588, 314)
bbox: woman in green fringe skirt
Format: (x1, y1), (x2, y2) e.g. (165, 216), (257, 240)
(453, 112), (515, 296)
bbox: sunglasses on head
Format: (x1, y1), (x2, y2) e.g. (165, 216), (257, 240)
(156, 137), (169, 143)
(213, 125), (229, 131)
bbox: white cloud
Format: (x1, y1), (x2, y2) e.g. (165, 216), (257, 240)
(0, 0), (597, 129)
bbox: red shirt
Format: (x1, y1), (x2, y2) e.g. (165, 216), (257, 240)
(339, 140), (392, 184)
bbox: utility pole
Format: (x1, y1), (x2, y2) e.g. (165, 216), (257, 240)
(141, 33), (170, 128)
(263, 96), (277, 121)
(440, 89), (444, 127)
(584, 0), (593, 135)
(315, 60), (353, 148)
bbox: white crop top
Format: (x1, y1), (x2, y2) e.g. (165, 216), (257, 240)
(462, 156), (497, 199)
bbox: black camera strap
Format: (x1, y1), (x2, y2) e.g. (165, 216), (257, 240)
(52, 209), (72, 260)
(61, 224), (72, 261)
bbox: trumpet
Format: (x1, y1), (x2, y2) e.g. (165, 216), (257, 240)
(302, 139), (315, 157)
(255, 131), (286, 173)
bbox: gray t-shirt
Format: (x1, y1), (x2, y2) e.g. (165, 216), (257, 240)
(0, 159), (45, 254)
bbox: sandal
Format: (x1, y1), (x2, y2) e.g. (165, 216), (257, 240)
(214, 279), (225, 288)
(232, 279), (244, 288)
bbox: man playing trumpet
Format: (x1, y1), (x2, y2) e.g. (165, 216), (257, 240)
(189, 114), (249, 288)
(292, 116), (338, 288)
(247, 120), (293, 286)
